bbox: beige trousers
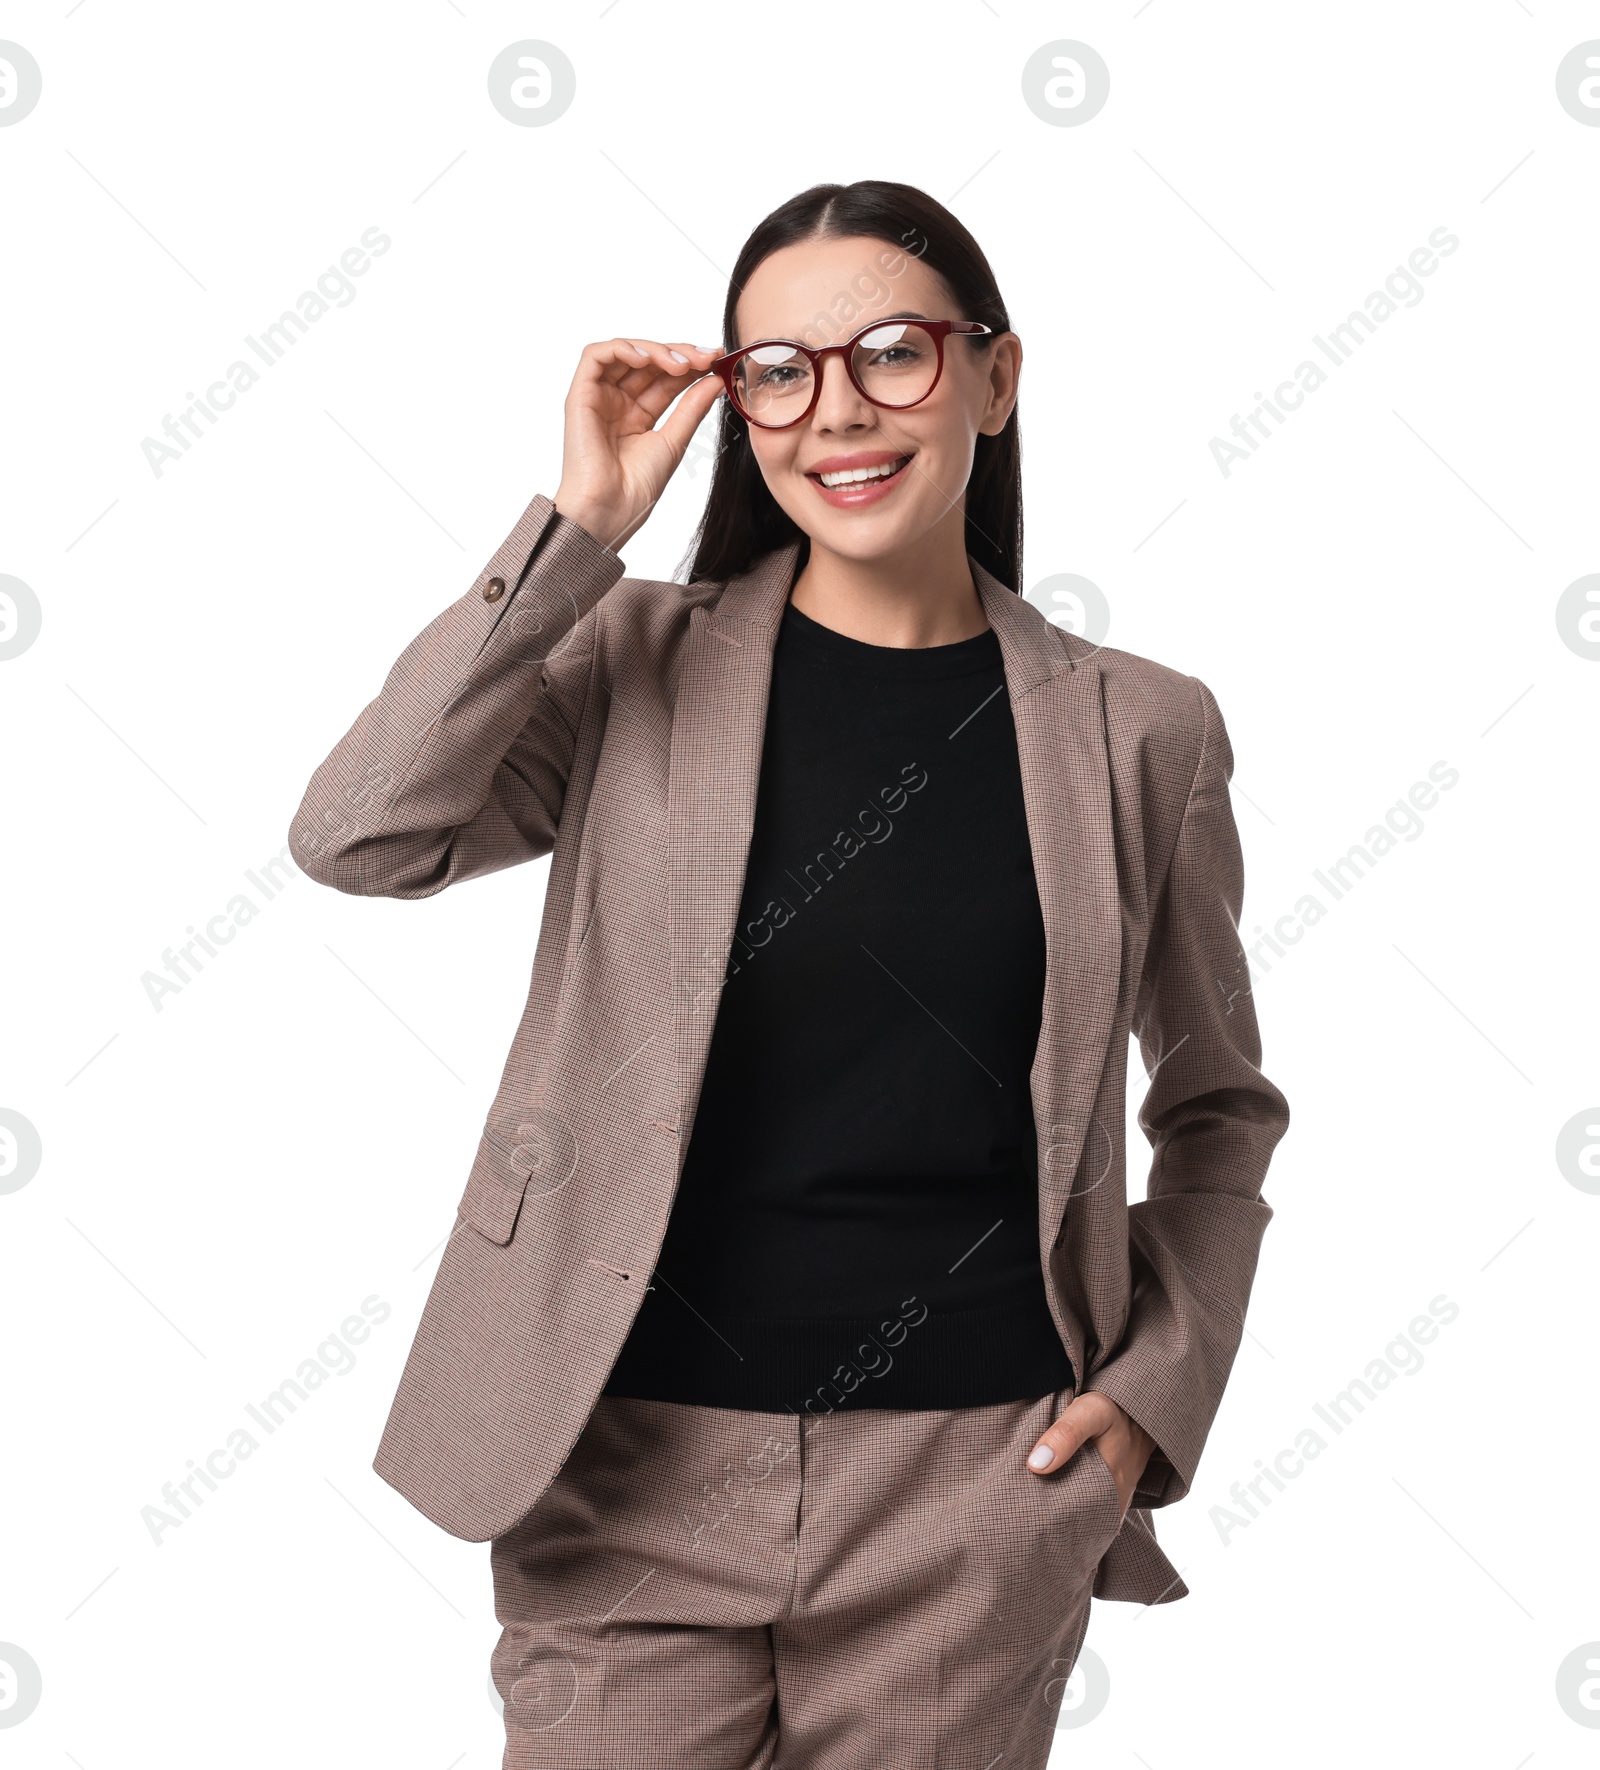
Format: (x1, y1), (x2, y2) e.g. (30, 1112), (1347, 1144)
(489, 1383), (1121, 1768)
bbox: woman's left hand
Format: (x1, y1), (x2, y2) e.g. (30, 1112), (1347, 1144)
(1025, 1391), (1156, 1516)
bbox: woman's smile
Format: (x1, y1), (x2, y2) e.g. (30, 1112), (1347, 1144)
(804, 448), (915, 507)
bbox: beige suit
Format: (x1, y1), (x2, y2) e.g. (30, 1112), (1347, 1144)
(288, 491), (1290, 1616)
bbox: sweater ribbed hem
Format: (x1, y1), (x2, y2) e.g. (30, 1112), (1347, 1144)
(601, 1291), (1075, 1415)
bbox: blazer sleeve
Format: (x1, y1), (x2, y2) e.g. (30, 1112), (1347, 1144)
(1085, 677), (1291, 1509)
(288, 493), (624, 898)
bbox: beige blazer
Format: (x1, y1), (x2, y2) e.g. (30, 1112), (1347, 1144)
(288, 492), (1289, 1606)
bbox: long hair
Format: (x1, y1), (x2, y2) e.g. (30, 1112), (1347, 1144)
(682, 180), (1022, 594)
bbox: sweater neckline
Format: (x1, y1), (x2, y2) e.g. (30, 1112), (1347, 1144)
(778, 598), (1003, 679)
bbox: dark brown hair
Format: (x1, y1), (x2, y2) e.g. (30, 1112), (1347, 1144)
(681, 180), (1022, 593)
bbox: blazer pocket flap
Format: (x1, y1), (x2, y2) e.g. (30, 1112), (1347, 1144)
(455, 1131), (535, 1246)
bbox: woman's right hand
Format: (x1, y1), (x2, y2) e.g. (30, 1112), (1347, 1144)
(552, 337), (726, 553)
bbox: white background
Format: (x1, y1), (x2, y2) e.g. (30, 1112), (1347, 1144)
(2, 2), (1596, 1765)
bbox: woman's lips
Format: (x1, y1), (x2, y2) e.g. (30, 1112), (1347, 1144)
(806, 454), (913, 509)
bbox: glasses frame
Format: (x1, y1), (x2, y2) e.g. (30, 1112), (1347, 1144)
(709, 318), (994, 431)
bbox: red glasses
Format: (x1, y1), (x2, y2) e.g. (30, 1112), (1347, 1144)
(710, 318), (993, 430)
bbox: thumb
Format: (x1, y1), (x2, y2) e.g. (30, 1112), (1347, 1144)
(1025, 1393), (1103, 1474)
(657, 371), (725, 463)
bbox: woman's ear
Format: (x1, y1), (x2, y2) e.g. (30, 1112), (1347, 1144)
(978, 333), (1023, 437)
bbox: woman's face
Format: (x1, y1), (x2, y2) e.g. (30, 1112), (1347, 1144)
(731, 234), (1021, 566)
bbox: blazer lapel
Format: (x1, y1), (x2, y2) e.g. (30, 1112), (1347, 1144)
(667, 541), (803, 1148)
(971, 565), (1124, 1244)
(668, 544), (1123, 1239)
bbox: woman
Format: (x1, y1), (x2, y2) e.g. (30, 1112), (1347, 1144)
(289, 179), (1289, 1768)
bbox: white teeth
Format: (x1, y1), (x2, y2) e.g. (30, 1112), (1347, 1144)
(817, 457), (907, 488)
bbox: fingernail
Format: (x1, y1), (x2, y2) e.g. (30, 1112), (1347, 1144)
(669, 350), (688, 363)
(1027, 1444), (1054, 1470)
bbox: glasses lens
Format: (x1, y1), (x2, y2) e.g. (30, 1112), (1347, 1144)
(728, 323), (946, 424)
(730, 342), (813, 424)
(850, 322), (940, 408)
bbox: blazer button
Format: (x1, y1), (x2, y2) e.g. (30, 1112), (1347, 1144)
(483, 575), (506, 602)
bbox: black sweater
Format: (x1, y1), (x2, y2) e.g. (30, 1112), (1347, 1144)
(601, 596), (1073, 1414)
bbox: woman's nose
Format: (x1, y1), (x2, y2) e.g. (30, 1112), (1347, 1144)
(811, 353), (874, 429)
